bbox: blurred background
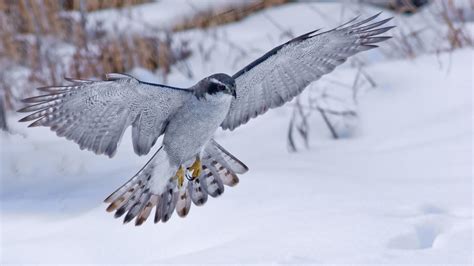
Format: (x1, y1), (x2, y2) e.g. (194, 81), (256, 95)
(0, 0), (472, 264)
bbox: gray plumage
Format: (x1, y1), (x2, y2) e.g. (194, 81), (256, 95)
(19, 73), (190, 157)
(222, 13), (394, 130)
(19, 14), (393, 226)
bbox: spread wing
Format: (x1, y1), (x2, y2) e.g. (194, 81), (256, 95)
(221, 13), (394, 130)
(18, 73), (192, 157)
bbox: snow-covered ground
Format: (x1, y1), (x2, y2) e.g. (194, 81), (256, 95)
(1, 1), (472, 265)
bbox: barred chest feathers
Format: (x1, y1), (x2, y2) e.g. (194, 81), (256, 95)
(162, 91), (233, 167)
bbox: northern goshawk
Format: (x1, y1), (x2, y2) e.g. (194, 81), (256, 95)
(19, 14), (394, 226)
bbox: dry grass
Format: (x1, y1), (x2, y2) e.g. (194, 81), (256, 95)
(63, 0), (151, 12)
(173, 0), (290, 32)
(0, 0), (191, 109)
(440, 0), (473, 49)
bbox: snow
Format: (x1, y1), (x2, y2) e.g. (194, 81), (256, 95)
(1, 1), (473, 265)
(86, 0), (259, 33)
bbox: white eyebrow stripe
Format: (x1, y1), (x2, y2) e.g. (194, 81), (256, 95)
(210, 78), (227, 87)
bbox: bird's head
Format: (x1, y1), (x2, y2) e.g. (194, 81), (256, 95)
(194, 73), (236, 99)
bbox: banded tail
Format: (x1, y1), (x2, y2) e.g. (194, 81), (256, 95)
(104, 139), (248, 226)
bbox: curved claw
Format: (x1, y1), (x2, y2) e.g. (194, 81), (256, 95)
(188, 157), (202, 180)
(185, 173), (194, 181)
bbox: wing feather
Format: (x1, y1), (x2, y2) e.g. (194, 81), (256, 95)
(19, 74), (191, 157)
(221, 14), (394, 130)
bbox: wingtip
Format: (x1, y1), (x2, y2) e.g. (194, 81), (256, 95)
(302, 28), (323, 39)
(21, 97), (38, 103)
(361, 44), (379, 51)
(380, 17), (395, 24)
(366, 36), (393, 44)
(18, 116), (31, 123)
(371, 11), (384, 20)
(17, 107), (27, 113)
(28, 120), (42, 127)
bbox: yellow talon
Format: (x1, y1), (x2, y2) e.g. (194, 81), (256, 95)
(175, 166), (185, 188)
(188, 157), (202, 179)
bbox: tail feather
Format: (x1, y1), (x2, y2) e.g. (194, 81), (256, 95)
(104, 139), (248, 226)
(154, 196), (164, 223)
(205, 139), (248, 174)
(213, 161), (239, 187)
(188, 178), (208, 206)
(135, 194), (159, 226)
(201, 164), (225, 198)
(104, 148), (159, 204)
(160, 181), (179, 223)
(114, 184), (145, 219)
(124, 190), (151, 224)
(105, 183), (136, 212)
(176, 189), (192, 217)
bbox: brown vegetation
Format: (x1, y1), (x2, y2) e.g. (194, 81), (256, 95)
(0, 0), (191, 110)
(173, 0), (290, 32)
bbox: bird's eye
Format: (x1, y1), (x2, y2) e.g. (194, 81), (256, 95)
(208, 82), (222, 94)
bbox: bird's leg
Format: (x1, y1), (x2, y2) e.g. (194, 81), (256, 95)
(188, 155), (202, 180)
(175, 165), (185, 188)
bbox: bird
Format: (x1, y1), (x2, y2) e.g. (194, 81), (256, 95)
(18, 13), (394, 226)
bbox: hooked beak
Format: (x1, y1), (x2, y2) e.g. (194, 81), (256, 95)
(232, 89), (237, 98)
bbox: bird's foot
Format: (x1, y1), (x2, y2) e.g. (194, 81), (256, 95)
(175, 166), (185, 188)
(188, 157), (202, 180)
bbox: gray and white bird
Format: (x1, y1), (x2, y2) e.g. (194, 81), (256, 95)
(19, 14), (394, 226)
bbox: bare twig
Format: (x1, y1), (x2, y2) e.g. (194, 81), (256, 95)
(319, 109), (339, 139)
(0, 91), (8, 132)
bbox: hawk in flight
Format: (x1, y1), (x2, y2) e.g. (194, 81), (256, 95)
(19, 14), (393, 225)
